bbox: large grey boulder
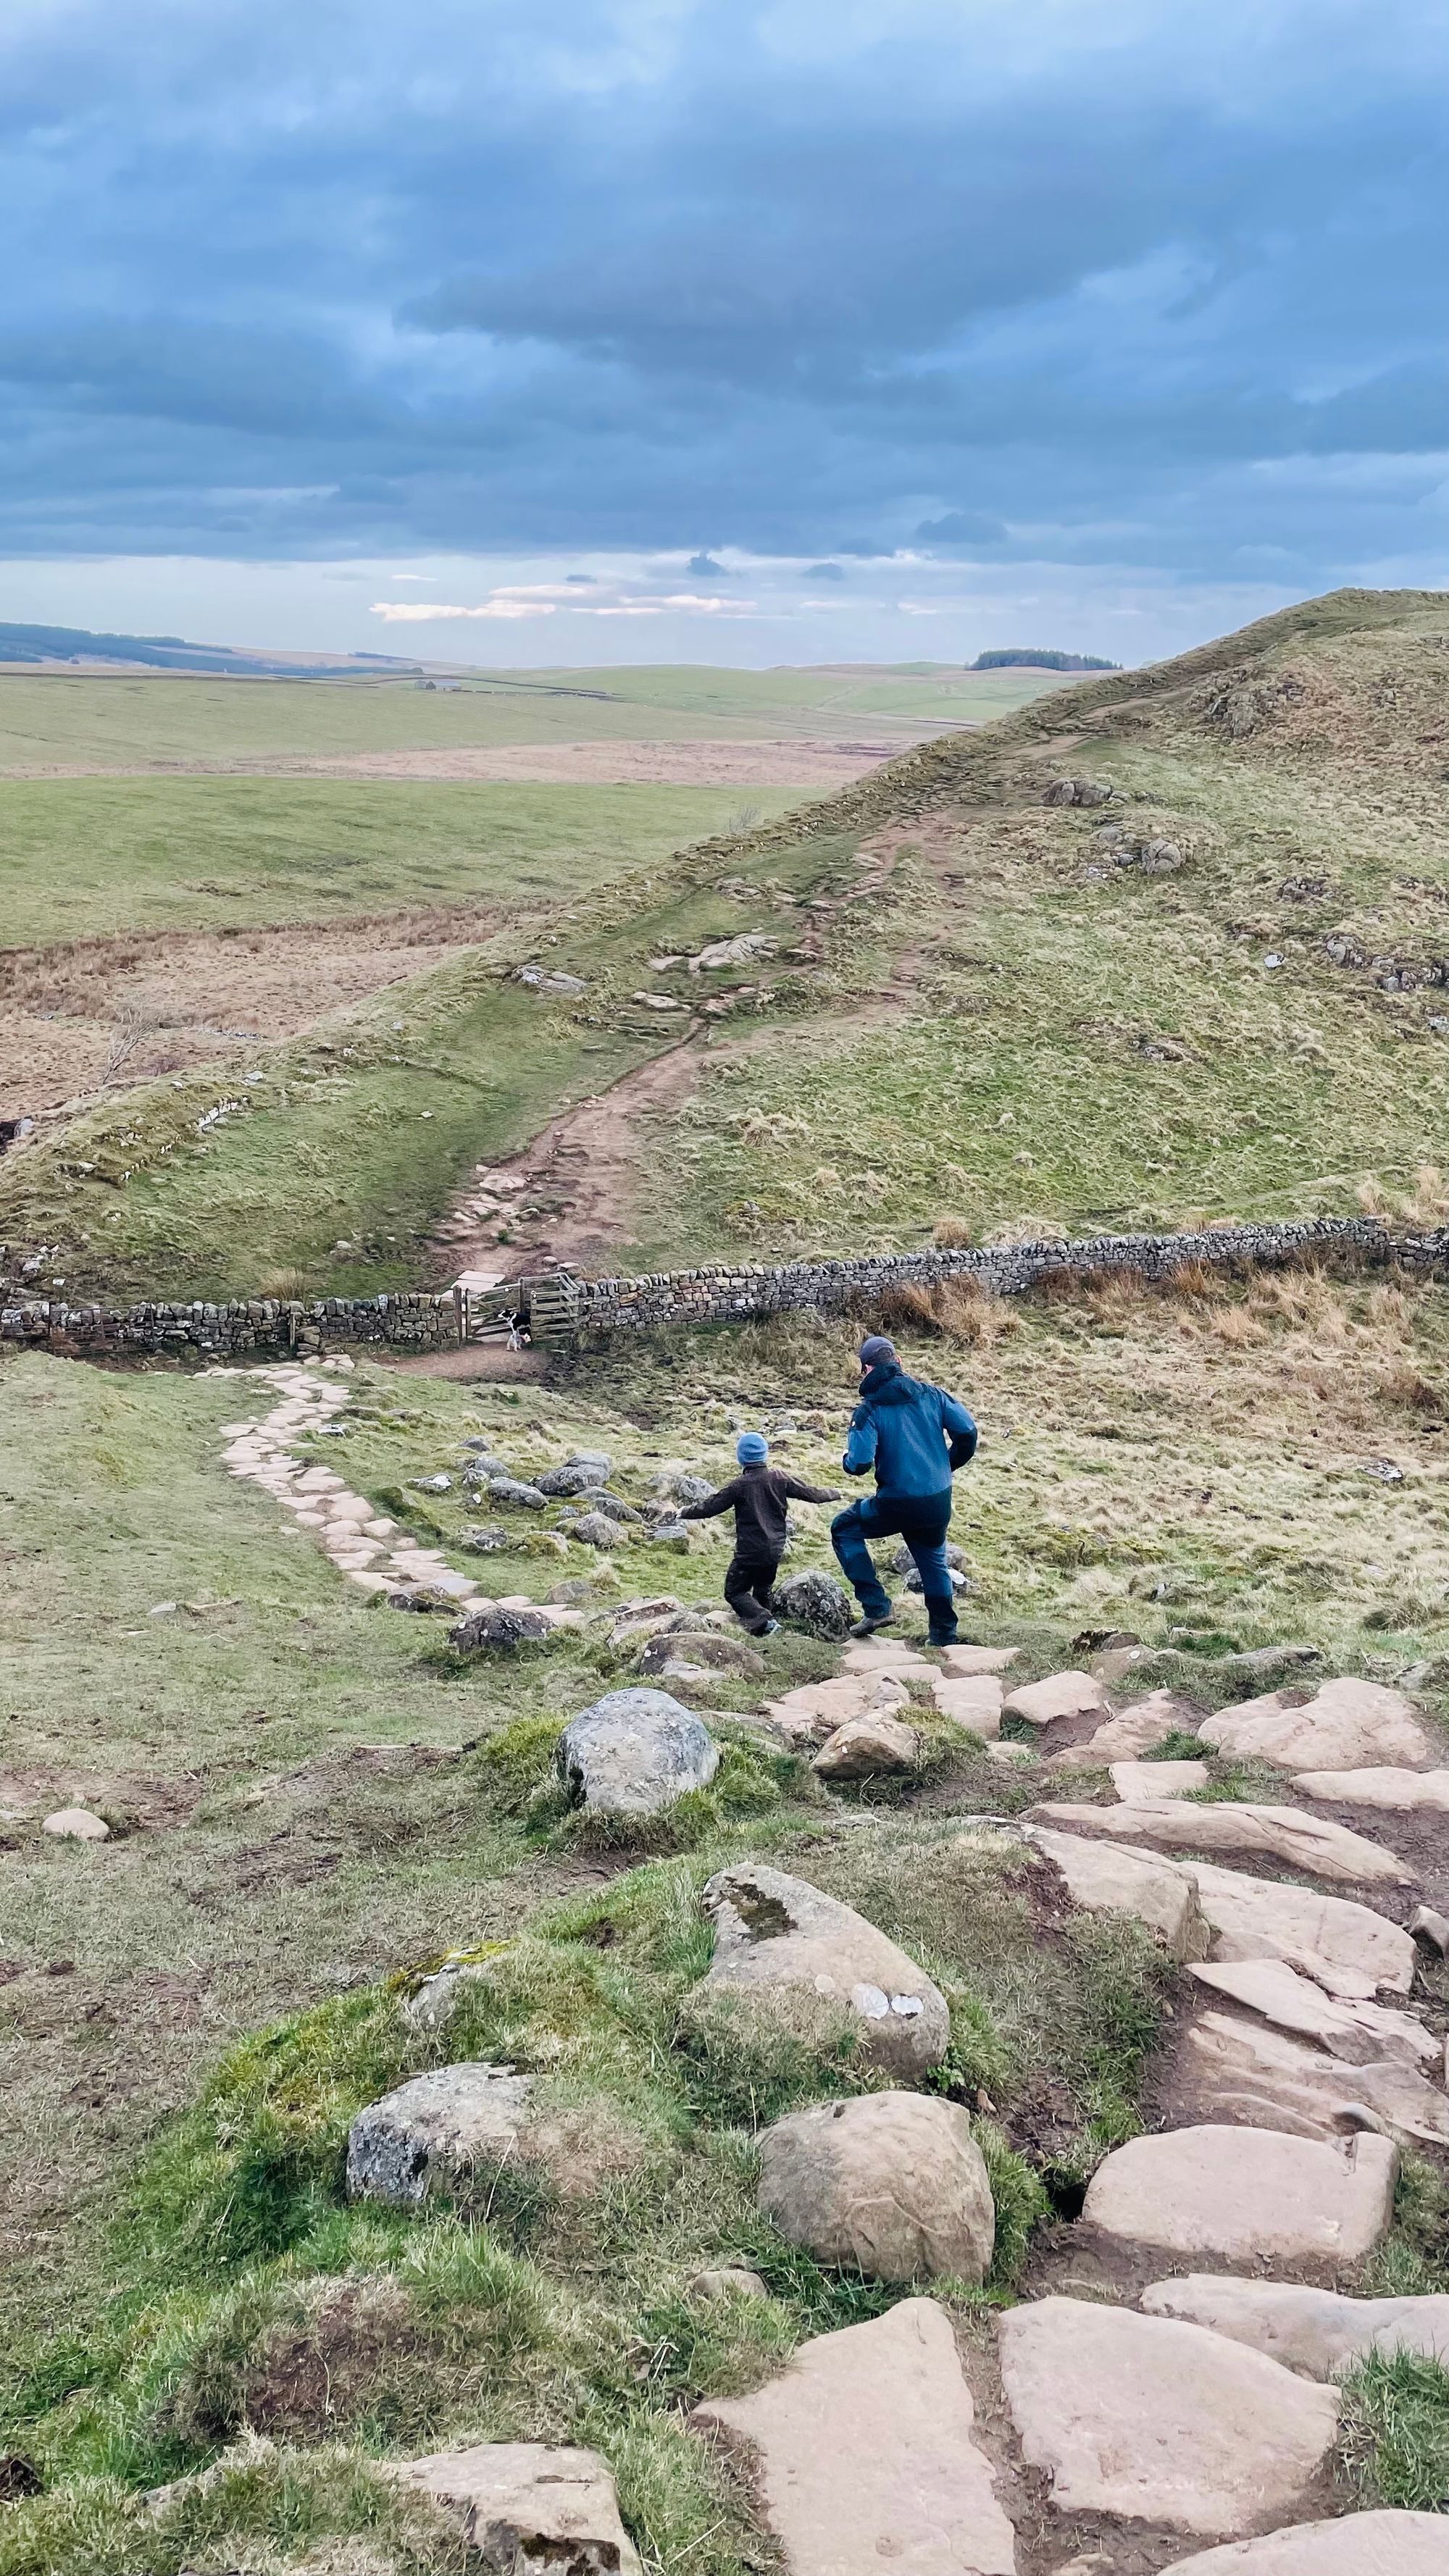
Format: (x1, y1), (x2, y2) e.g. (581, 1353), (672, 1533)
(571, 1510), (626, 1550)
(698, 1862), (948, 2079)
(758, 2092), (994, 2284)
(692, 2299), (1016, 2576)
(391, 2440), (641, 2572)
(556, 1687), (718, 1815)
(774, 1569), (853, 1639)
(996, 2296), (1340, 2538)
(1140, 2275), (1449, 2378)
(537, 1460), (610, 1497)
(486, 1476), (549, 1510)
(638, 1631), (764, 1679)
(1162, 2514), (1449, 2572)
(347, 2064), (533, 2207)
(1083, 2123), (1398, 2263)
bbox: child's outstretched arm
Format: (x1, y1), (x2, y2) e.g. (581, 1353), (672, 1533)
(677, 1479), (739, 1521)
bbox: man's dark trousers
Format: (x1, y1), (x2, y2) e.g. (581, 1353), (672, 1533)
(830, 1493), (957, 1641)
(725, 1547), (781, 1634)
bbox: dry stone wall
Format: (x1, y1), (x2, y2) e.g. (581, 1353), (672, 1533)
(4, 1216), (1448, 1361)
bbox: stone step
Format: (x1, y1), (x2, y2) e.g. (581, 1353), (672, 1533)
(1140, 2274), (1449, 2377)
(1186, 2011), (1449, 2148)
(1082, 2123), (1399, 2264)
(1033, 1797), (1413, 1886)
(692, 2297), (1016, 2576)
(1162, 2511), (1449, 2572)
(1187, 1957), (1439, 2067)
(996, 2295), (1339, 2541)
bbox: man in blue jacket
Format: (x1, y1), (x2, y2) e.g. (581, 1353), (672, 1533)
(830, 1334), (977, 1644)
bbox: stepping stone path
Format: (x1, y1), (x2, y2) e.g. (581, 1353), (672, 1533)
(1295, 1765), (1449, 1810)
(1140, 2275), (1449, 2375)
(390, 2441), (642, 2572)
(216, 1363), (585, 1621)
(1003, 1668), (1107, 1726)
(1050, 1682), (1203, 1767)
(1201, 1676), (1437, 1771)
(1082, 2123), (1399, 2262)
(998, 1822), (1211, 1961)
(1035, 1796), (1414, 1885)
(1164, 2513), (1449, 2570)
(997, 2295), (1341, 2537)
(693, 2299), (1016, 2576)
(756, 2091), (995, 2283)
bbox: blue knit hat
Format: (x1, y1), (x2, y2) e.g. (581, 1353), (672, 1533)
(736, 1431), (769, 1465)
(859, 1334), (896, 1367)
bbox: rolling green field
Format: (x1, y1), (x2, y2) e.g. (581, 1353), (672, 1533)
(0, 661), (1071, 769)
(0, 777), (805, 945)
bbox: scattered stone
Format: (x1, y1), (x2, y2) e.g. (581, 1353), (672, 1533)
(448, 1603), (551, 1652)
(773, 1568), (853, 1639)
(1220, 1643), (1323, 1684)
(461, 1525), (511, 1553)
(638, 1631), (763, 1678)
(41, 1807), (109, 1842)
(1043, 777), (1115, 806)
(1009, 1824), (1211, 1961)
(1161, 2513), (1449, 2572)
(1185, 2012), (1449, 2148)
(1082, 2123), (1398, 2262)
(1202, 1676), (1436, 1772)
(556, 1688), (719, 1816)
(391, 2441), (641, 2572)
(1140, 2275), (1449, 2378)
(692, 2299), (1016, 2576)
(689, 2265), (769, 2301)
(812, 1713), (919, 1778)
(1295, 1766), (1449, 1810)
(699, 1862), (950, 2078)
(937, 1643), (1020, 1675)
(891, 1540), (967, 1576)
(537, 1460), (610, 1497)
(1181, 1859), (1416, 1996)
(572, 1510), (626, 1549)
(757, 2093), (995, 2284)
(486, 1476), (549, 1510)
(1004, 1668), (1108, 1726)
(996, 2296), (1340, 2538)
(1188, 1957), (1440, 2065)
(347, 2064), (533, 2206)
(411, 1473), (453, 1494)
(547, 1577), (598, 1605)
(1111, 1757), (1208, 1798)
(1034, 1797), (1414, 1886)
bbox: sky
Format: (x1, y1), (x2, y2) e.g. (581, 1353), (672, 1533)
(2, 0), (1446, 667)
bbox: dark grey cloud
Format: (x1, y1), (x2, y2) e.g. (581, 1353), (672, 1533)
(0, 0), (1445, 590)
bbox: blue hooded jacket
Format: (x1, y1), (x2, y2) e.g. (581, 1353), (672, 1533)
(843, 1360), (977, 1500)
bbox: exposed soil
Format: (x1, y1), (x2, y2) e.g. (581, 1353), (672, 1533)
(1, 904), (498, 1115)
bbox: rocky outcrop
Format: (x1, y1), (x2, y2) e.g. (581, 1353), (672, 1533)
(1033, 1797), (1413, 1886)
(692, 2299), (1016, 2576)
(1187, 1957), (1439, 2066)
(756, 2092), (995, 2284)
(996, 2296), (1340, 2538)
(1082, 2123), (1398, 2262)
(555, 1688), (719, 1815)
(1179, 1859), (1416, 1996)
(390, 2440), (642, 2572)
(1185, 2012), (1449, 2147)
(698, 1862), (949, 2079)
(1140, 2275), (1449, 2378)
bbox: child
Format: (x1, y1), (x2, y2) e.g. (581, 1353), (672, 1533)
(677, 1433), (840, 1635)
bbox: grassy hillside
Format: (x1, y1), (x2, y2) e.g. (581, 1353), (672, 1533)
(1, 1270), (1447, 2572)
(4, 587), (1448, 1299)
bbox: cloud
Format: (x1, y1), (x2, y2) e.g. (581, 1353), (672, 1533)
(0, 0), (1445, 621)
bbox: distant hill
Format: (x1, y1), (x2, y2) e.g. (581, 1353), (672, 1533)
(0, 621), (419, 679)
(971, 647), (1121, 672)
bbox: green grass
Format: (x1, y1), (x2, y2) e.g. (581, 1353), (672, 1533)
(0, 776), (809, 945)
(0, 661), (1071, 771)
(1342, 2351), (1449, 2512)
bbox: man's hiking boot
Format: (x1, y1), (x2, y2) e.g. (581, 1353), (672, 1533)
(756, 1617), (780, 1636)
(850, 1610), (895, 1639)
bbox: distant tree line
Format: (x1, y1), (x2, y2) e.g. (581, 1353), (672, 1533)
(970, 648), (1120, 672)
